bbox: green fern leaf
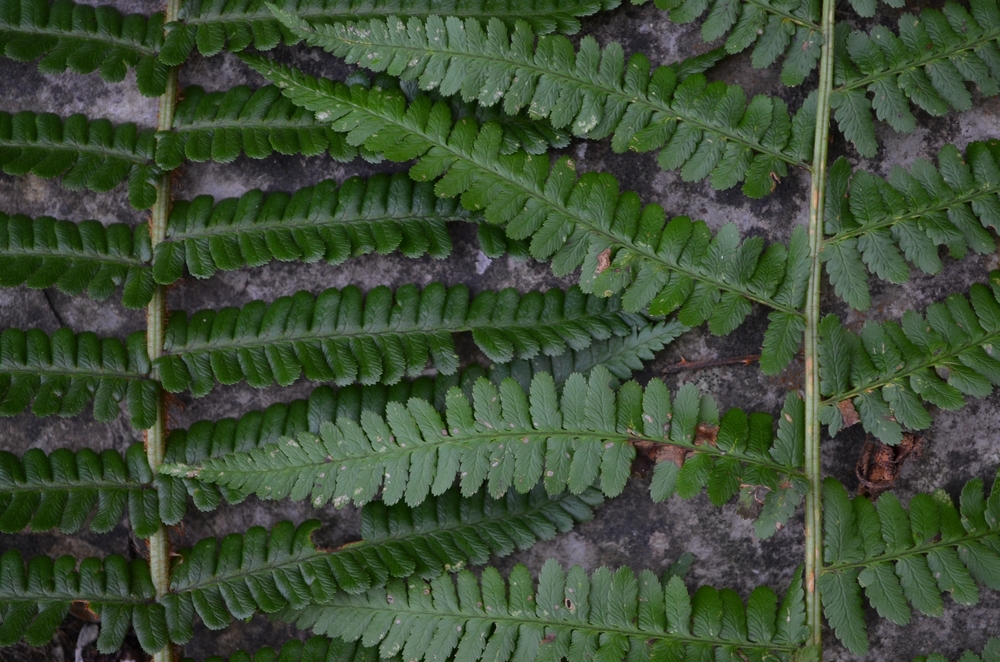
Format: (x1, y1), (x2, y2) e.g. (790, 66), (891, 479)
(0, 443), (183, 536)
(0, 0), (168, 96)
(162, 319), (684, 507)
(0, 327), (156, 428)
(162, 368), (804, 524)
(164, 485), (599, 636)
(821, 471), (1000, 654)
(824, 144), (1000, 310)
(819, 272), (1000, 442)
(0, 551), (167, 654)
(276, 561), (808, 660)
(158, 0), (615, 66)
(244, 56), (808, 357)
(267, 13), (812, 191)
(154, 174), (468, 284)
(834, 7), (1000, 157)
(156, 283), (643, 396)
(0, 110), (159, 208)
(0, 212), (154, 308)
(656, 0), (823, 84)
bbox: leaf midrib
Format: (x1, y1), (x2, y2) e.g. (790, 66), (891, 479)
(178, 6), (587, 27)
(0, 23), (159, 56)
(0, 136), (150, 166)
(821, 527), (998, 573)
(0, 245), (146, 267)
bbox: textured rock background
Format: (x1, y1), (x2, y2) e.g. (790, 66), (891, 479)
(2, 0), (1000, 659)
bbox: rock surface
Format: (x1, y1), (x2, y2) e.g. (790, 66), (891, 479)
(2, 0), (1000, 659)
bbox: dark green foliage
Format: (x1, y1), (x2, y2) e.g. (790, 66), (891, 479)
(160, 0), (616, 66)
(277, 560), (809, 661)
(824, 144), (1000, 311)
(819, 475), (1000, 655)
(272, 11), (815, 195)
(157, 283), (642, 396)
(157, 84), (377, 169)
(832, 3), (1000, 157)
(180, 637), (379, 662)
(0, 443), (183, 536)
(0, 0), (168, 96)
(163, 321), (684, 509)
(164, 486), (599, 639)
(915, 639), (1000, 662)
(0, 327), (157, 428)
(818, 271), (1000, 443)
(0, 110), (160, 209)
(244, 57), (810, 370)
(153, 174), (464, 284)
(0, 551), (167, 654)
(162, 367), (804, 531)
(0, 212), (154, 308)
(653, 0), (823, 86)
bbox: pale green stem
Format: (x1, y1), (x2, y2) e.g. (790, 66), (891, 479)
(804, 0), (837, 652)
(146, 0), (180, 660)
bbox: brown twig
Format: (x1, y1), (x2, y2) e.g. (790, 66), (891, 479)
(661, 354), (761, 374)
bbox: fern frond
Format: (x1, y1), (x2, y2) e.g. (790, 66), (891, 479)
(271, 13), (815, 194)
(178, 637), (378, 662)
(832, 6), (1000, 157)
(915, 638), (1000, 662)
(159, 0), (615, 66)
(0, 443), (184, 536)
(0, 212), (154, 308)
(0, 111), (159, 209)
(158, 82), (565, 170)
(242, 57), (809, 369)
(0, 328), (157, 428)
(654, 0), (822, 86)
(819, 271), (1000, 443)
(165, 485), (600, 638)
(277, 561), (809, 661)
(0, 551), (167, 654)
(819, 474), (1000, 655)
(823, 145), (1000, 311)
(163, 320), (684, 509)
(163, 367), (805, 535)
(0, 0), (168, 96)
(156, 283), (643, 396)
(153, 173), (465, 284)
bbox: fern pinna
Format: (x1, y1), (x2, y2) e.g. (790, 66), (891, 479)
(2, 0), (1000, 655)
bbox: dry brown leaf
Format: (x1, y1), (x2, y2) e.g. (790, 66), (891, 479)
(595, 248), (612, 274)
(856, 433), (923, 498)
(838, 399), (860, 428)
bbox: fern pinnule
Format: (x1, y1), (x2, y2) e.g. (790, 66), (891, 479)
(0, 0), (168, 96)
(819, 271), (1000, 443)
(824, 144), (1000, 311)
(819, 475), (1000, 655)
(0, 550), (167, 654)
(157, 283), (644, 396)
(276, 560), (809, 661)
(0, 110), (160, 208)
(0, 212), (154, 308)
(0, 443), (183, 536)
(832, 4), (1000, 157)
(0, 327), (157, 428)
(269, 10), (816, 196)
(159, 0), (617, 65)
(653, 0), (822, 86)
(162, 367), (805, 530)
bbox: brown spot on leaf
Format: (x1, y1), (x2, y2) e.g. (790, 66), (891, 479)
(596, 248), (612, 274)
(838, 398), (860, 428)
(541, 632), (558, 645)
(856, 433), (922, 498)
(631, 440), (689, 478)
(694, 424), (719, 446)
